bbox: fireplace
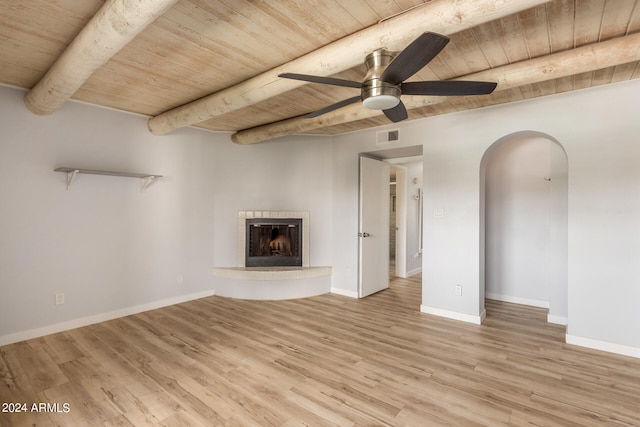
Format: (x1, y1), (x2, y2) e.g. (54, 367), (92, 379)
(245, 218), (302, 267)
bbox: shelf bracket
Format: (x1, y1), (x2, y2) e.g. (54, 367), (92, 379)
(141, 176), (159, 192)
(65, 169), (79, 190)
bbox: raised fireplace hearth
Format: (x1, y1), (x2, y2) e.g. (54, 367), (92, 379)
(212, 210), (331, 300)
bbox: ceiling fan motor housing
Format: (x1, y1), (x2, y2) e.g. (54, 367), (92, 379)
(361, 49), (401, 110)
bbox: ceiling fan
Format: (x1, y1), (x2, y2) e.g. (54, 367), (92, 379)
(279, 32), (497, 123)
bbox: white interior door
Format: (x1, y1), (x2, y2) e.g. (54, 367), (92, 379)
(359, 156), (390, 297)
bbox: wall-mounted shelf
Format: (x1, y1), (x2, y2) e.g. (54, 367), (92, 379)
(54, 167), (162, 191)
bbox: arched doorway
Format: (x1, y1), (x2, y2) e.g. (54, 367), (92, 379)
(480, 131), (568, 325)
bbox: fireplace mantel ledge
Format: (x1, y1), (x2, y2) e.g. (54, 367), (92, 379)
(212, 266), (331, 281)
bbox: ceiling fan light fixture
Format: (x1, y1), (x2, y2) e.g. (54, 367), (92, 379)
(362, 94), (400, 110)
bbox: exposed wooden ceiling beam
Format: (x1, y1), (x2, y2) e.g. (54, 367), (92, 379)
(23, 0), (178, 116)
(230, 33), (640, 145)
(147, 0), (551, 136)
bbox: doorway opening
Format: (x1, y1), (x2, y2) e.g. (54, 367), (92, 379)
(359, 145), (423, 301)
(481, 131), (568, 325)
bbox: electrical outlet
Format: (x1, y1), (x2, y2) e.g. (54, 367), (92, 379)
(55, 293), (65, 305)
(455, 285), (463, 296)
(177, 273), (184, 284)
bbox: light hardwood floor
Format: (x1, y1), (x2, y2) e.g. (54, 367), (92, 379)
(2, 275), (639, 426)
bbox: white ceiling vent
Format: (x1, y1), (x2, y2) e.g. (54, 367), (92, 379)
(376, 129), (400, 145)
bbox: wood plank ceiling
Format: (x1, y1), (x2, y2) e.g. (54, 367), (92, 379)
(1, 0), (639, 144)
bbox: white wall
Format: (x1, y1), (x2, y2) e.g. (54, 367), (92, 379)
(427, 82), (640, 351)
(548, 139), (568, 325)
(0, 85), (334, 344)
(403, 161), (423, 276)
(210, 137), (334, 269)
(333, 79), (640, 356)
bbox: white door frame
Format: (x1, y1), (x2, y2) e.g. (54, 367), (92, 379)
(392, 165), (408, 278)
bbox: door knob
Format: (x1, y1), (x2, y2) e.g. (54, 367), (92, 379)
(358, 232), (370, 237)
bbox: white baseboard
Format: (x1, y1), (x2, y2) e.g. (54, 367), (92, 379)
(420, 305), (484, 325)
(547, 314), (568, 325)
(406, 267), (422, 277)
(331, 288), (358, 298)
(486, 292), (549, 309)
(566, 334), (640, 359)
(0, 289), (216, 346)
(486, 293), (567, 325)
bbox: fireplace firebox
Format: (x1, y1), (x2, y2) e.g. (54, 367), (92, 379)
(245, 218), (302, 267)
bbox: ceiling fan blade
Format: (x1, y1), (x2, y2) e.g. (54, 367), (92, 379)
(304, 95), (361, 118)
(278, 73), (361, 89)
(402, 80), (497, 96)
(383, 101), (408, 123)
(381, 32), (450, 85)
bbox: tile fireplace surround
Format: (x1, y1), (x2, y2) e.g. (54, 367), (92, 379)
(212, 210), (331, 300)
